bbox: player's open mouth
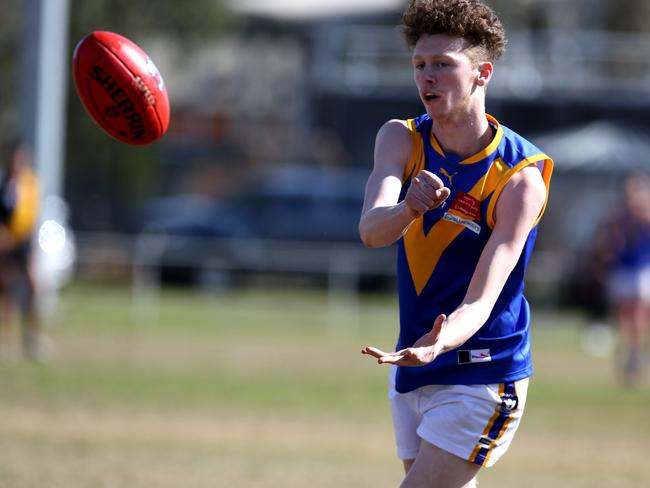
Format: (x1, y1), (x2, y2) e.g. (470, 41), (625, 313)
(423, 93), (439, 101)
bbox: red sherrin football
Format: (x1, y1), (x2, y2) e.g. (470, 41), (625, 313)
(72, 31), (170, 145)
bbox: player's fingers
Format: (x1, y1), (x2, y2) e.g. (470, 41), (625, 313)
(435, 187), (451, 201)
(413, 179), (437, 198)
(418, 170), (445, 189)
(378, 354), (406, 364)
(407, 189), (435, 209)
(413, 174), (439, 197)
(413, 196), (435, 213)
(378, 348), (412, 364)
(362, 346), (389, 358)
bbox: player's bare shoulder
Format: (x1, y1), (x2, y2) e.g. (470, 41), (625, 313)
(374, 119), (413, 171)
(375, 118), (412, 147)
(507, 165), (547, 204)
(495, 165), (548, 229)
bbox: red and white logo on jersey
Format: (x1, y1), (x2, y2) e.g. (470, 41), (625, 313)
(443, 192), (482, 234)
(450, 192), (481, 220)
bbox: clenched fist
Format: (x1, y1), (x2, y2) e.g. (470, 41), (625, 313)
(404, 170), (451, 216)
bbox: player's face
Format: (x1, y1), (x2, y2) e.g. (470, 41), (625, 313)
(412, 34), (483, 122)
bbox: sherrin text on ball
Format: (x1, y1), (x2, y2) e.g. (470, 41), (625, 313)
(72, 31), (170, 145)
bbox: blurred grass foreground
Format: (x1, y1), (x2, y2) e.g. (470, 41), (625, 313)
(1, 282), (649, 487)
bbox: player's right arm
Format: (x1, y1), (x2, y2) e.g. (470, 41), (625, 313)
(359, 119), (450, 248)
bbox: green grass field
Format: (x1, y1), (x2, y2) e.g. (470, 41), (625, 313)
(1, 282), (649, 487)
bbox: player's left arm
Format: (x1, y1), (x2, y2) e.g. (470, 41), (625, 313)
(363, 165), (548, 366)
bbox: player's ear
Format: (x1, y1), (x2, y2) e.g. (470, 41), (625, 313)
(476, 61), (493, 87)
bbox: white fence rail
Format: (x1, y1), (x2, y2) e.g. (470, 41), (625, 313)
(73, 231), (396, 327)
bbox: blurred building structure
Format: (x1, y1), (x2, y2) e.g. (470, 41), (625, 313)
(115, 0), (650, 302)
(152, 0), (650, 171)
(4, 0), (647, 305)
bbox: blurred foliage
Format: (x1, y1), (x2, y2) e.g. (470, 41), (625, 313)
(68, 0), (235, 46)
(65, 0), (237, 231)
(0, 1), (23, 148)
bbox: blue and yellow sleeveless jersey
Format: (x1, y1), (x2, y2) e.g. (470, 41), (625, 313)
(394, 113), (553, 393)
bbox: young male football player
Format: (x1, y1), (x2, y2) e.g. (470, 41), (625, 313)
(359, 1), (553, 486)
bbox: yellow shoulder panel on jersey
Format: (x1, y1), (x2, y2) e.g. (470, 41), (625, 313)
(403, 119), (425, 183)
(486, 154), (554, 229)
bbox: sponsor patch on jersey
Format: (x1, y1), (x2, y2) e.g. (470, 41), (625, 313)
(443, 212), (481, 234)
(450, 192), (481, 220)
(457, 348), (492, 364)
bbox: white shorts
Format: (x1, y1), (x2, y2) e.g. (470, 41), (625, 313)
(607, 265), (650, 303)
(388, 366), (529, 468)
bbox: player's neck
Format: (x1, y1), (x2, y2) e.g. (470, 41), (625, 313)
(431, 109), (492, 160)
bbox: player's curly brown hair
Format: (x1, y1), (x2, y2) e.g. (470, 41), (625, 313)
(402, 0), (506, 62)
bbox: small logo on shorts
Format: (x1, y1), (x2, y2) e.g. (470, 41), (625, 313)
(478, 435), (494, 447)
(500, 394), (519, 412)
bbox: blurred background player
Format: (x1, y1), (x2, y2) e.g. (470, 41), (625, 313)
(601, 172), (650, 385)
(0, 138), (44, 361)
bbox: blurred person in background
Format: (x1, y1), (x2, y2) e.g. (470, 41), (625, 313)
(0, 138), (44, 361)
(359, 0), (553, 486)
(574, 209), (617, 359)
(601, 172), (650, 386)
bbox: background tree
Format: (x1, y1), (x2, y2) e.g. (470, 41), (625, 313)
(0, 1), (24, 148)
